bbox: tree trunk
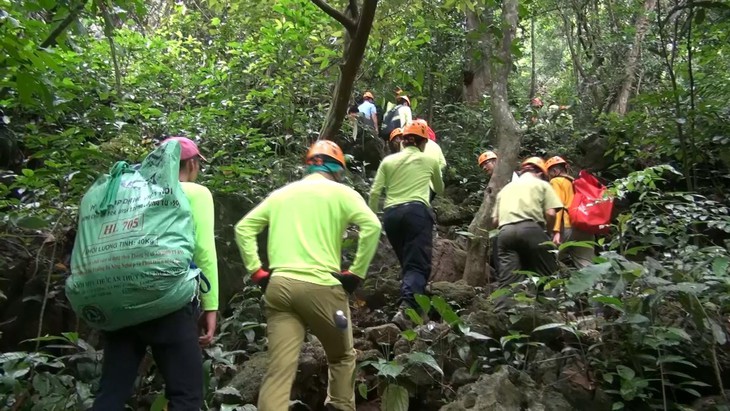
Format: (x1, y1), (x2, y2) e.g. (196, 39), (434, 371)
(463, 0), (522, 286)
(607, 0), (656, 115)
(315, 0), (378, 141)
(463, 10), (490, 104)
(529, 15), (537, 99)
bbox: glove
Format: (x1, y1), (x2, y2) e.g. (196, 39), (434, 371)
(332, 270), (361, 294)
(251, 268), (271, 291)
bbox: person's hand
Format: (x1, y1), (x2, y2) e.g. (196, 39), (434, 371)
(552, 232), (561, 245)
(332, 270), (362, 294)
(198, 310), (217, 347)
(251, 268), (271, 290)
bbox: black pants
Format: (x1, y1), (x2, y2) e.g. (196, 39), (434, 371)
(92, 303), (203, 411)
(383, 202), (434, 309)
(495, 220), (557, 309)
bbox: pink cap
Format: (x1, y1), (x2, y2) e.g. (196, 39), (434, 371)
(161, 136), (207, 161)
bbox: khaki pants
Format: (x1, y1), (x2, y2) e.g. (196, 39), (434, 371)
(258, 276), (356, 411)
(560, 227), (595, 268)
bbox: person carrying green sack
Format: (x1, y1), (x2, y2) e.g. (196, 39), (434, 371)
(74, 137), (219, 410)
(234, 140), (381, 411)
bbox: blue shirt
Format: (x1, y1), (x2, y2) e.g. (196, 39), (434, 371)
(358, 101), (377, 118)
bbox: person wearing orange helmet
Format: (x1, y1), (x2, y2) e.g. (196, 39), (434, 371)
(395, 94), (413, 127)
(491, 156), (563, 310)
(358, 91), (378, 134)
(415, 119), (446, 201)
(478, 150), (519, 181)
(369, 121), (444, 329)
(545, 156), (595, 267)
(235, 140), (381, 411)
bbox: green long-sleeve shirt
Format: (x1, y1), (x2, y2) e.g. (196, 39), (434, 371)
(234, 173), (382, 285)
(181, 182), (219, 311)
(369, 146), (445, 212)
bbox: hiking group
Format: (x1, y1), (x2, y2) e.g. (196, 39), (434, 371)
(66, 92), (612, 410)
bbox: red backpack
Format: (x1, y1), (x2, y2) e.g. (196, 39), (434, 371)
(568, 170), (613, 234)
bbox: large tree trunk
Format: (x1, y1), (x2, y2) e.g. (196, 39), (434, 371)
(463, 11), (490, 104)
(607, 0), (656, 115)
(463, 0), (522, 286)
(314, 0), (378, 141)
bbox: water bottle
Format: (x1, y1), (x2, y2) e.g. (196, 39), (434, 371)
(334, 310), (348, 330)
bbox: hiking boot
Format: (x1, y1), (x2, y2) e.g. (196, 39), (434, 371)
(391, 309), (413, 331)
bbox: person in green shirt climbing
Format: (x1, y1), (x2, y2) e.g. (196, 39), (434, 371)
(491, 156), (562, 310)
(234, 140), (381, 411)
(93, 136), (219, 410)
(369, 121), (444, 329)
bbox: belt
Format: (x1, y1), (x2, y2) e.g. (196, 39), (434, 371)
(384, 201), (424, 211)
(499, 219), (544, 229)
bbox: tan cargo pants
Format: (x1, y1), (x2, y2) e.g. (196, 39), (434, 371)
(257, 276), (356, 411)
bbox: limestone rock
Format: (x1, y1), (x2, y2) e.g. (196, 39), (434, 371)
(439, 367), (575, 411)
(429, 280), (476, 305)
(430, 239), (467, 283)
(228, 352), (269, 404)
(364, 323), (402, 346)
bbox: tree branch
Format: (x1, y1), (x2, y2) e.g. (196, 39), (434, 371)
(660, 0), (730, 28)
(40, 0), (88, 48)
(311, 0), (358, 34)
(349, 0), (359, 20)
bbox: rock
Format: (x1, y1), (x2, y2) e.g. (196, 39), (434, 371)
(429, 280), (476, 305)
(297, 337), (327, 381)
(439, 367), (575, 411)
(555, 358), (612, 411)
(430, 239), (467, 283)
(393, 338), (411, 356)
(364, 324), (402, 346)
(450, 367), (478, 388)
(394, 353), (435, 387)
(357, 349), (383, 362)
(228, 352), (269, 404)
(354, 337), (374, 352)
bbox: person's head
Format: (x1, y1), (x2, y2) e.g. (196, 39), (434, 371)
(400, 121), (428, 151)
(305, 140), (346, 181)
(520, 156), (548, 179)
(478, 151), (498, 175)
(348, 105), (359, 118)
(545, 156), (568, 179)
(162, 136), (206, 183)
(397, 95), (411, 106)
(363, 91), (374, 102)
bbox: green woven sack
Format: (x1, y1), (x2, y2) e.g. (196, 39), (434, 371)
(67, 141), (199, 331)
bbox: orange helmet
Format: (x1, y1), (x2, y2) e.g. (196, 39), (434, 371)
(389, 128), (403, 141)
(397, 95), (411, 106)
(521, 156), (547, 175)
(401, 121), (428, 140)
(545, 156), (567, 170)
(478, 151), (498, 166)
(306, 140), (345, 167)
(363, 91), (374, 100)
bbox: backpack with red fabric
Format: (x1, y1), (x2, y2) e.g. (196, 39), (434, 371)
(568, 170), (614, 234)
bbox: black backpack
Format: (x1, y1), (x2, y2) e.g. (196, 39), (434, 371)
(379, 104), (403, 139)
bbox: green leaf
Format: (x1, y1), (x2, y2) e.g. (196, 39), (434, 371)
(405, 308), (424, 326)
(566, 262), (611, 295)
(708, 319), (727, 345)
(211, 17), (221, 26)
(532, 322), (577, 336)
(22, 168), (34, 177)
(372, 361), (404, 379)
(415, 294), (431, 316)
(150, 393), (167, 411)
(712, 257), (729, 277)
(358, 382), (368, 399)
(15, 216), (48, 229)
(382, 384), (409, 411)
(406, 352), (443, 376)
(590, 295), (624, 311)
(616, 365), (635, 380)
(431, 296), (459, 326)
(401, 329), (417, 342)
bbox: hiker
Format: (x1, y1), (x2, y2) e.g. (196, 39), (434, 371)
(478, 150), (519, 181)
(358, 91), (378, 133)
(92, 137), (219, 410)
(380, 93), (413, 141)
(491, 156), (562, 309)
(388, 127), (403, 153)
(347, 104), (361, 141)
(545, 156), (595, 267)
(369, 121), (444, 329)
(234, 140), (381, 411)
(417, 119), (446, 201)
